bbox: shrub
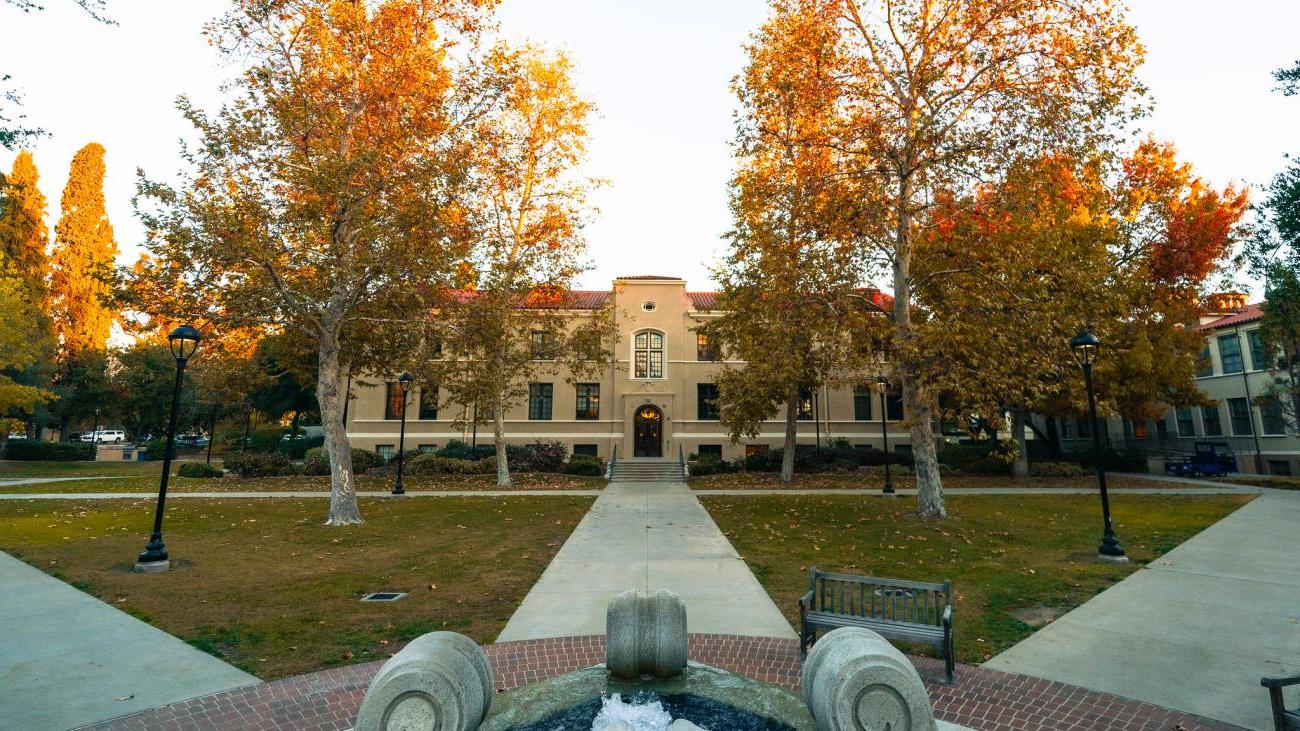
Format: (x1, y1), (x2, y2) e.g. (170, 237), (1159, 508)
(937, 443), (1000, 470)
(565, 454), (605, 476)
(688, 454), (739, 476)
(1029, 460), (1088, 477)
(2, 440), (95, 461)
(223, 451), (296, 477)
(277, 434), (324, 459)
(246, 427), (284, 453)
(1067, 447), (1149, 473)
(405, 453), (495, 475)
(302, 446), (386, 476)
(178, 462), (224, 478)
(436, 439), (476, 460)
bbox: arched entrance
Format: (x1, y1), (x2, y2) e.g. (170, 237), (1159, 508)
(634, 405), (663, 457)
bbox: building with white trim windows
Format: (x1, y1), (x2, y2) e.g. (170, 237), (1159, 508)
(343, 275), (908, 461)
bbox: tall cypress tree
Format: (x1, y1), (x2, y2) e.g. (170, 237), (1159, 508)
(49, 142), (117, 357)
(0, 150), (51, 300)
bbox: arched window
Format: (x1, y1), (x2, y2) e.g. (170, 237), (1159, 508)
(633, 330), (665, 379)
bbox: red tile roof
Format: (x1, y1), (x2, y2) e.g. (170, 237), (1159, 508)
(616, 275), (683, 281)
(1195, 303), (1264, 332)
(687, 292), (719, 309)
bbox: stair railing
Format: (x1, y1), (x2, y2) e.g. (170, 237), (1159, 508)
(679, 444), (689, 480)
(606, 444), (617, 480)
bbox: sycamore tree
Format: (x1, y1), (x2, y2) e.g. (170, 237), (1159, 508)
(423, 45), (611, 487)
(132, 0), (496, 525)
(745, 0), (1147, 517)
(1244, 61), (1300, 433)
(706, 4), (865, 483)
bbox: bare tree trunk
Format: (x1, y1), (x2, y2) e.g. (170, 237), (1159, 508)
(1012, 410), (1030, 478)
(894, 173), (947, 519)
(494, 404), (510, 488)
(317, 326), (362, 526)
(781, 388), (798, 484)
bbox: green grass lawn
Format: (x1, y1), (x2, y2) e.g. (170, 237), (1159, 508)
(700, 492), (1252, 665)
(690, 471), (1198, 491)
(0, 496), (592, 679)
(0, 462), (605, 494)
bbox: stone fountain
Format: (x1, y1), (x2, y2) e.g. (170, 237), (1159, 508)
(354, 589), (946, 731)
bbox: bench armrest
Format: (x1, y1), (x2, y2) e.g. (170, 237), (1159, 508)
(799, 590), (815, 610)
(1262, 674), (1300, 689)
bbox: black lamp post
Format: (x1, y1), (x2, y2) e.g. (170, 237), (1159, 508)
(1070, 329), (1127, 562)
(876, 375), (895, 496)
(135, 325), (201, 573)
(392, 372), (413, 495)
(92, 407), (101, 460)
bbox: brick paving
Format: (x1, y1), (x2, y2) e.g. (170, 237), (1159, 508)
(87, 634), (1243, 731)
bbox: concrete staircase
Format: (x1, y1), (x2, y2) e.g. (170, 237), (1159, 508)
(608, 457), (686, 483)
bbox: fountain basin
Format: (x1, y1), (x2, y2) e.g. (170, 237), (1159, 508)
(479, 662), (816, 731)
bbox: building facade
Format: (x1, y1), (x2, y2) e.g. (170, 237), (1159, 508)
(344, 275), (909, 461)
(1038, 294), (1300, 475)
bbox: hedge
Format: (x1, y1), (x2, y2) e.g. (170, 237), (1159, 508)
(405, 453), (495, 475)
(2, 441), (96, 461)
(178, 462), (224, 478)
(565, 454), (605, 476)
(302, 446), (386, 476)
(223, 451), (297, 477)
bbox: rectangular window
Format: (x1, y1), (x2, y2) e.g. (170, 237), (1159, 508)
(575, 383), (600, 420)
(1195, 344), (1214, 378)
(1269, 460), (1293, 476)
(417, 444), (436, 453)
(886, 389), (904, 421)
(697, 383), (720, 420)
(697, 444), (722, 459)
(1228, 397), (1253, 435)
(1247, 330), (1271, 371)
(745, 444), (769, 458)
(1076, 416), (1092, 439)
(1202, 404), (1223, 436)
(384, 382), (406, 420)
(530, 330), (553, 360)
(853, 386), (873, 421)
(418, 385), (438, 420)
(696, 333), (715, 361)
(528, 383), (553, 420)
(573, 444), (598, 457)
(1060, 417), (1077, 440)
(1260, 397), (1287, 435)
(797, 386), (814, 421)
(1176, 408), (1196, 437)
(1218, 334), (1244, 374)
(1131, 420), (1149, 439)
(1156, 418), (1169, 440)
(376, 444), (395, 460)
(633, 331), (665, 378)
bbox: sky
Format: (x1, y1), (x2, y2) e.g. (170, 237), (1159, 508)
(2, 0), (1298, 296)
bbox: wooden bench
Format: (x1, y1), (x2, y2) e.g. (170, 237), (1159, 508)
(799, 567), (955, 684)
(1263, 674), (1300, 731)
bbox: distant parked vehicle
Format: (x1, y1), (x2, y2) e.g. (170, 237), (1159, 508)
(174, 434), (211, 448)
(6, 432), (27, 440)
(1164, 441), (1237, 477)
(81, 430), (125, 444)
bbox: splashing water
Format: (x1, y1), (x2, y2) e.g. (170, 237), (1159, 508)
(588, 693), (677, 731)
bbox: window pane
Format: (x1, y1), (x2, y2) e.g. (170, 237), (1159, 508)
(1218, 335), (1244, 374)
(385, 382), (405, 420)
(575, 383), (600, 420)
(650, 332), (663, 348)
(697, 444), (722, 458)
(697, 333), (713, 361)
(886, 390), (904, 421)
(573, 443), (598, 457)
(697, 384), (719, 420)
(1202, 404), (1223, 436)
(1260, 398), (1286, 435)
(1196, 345), (1213, 377)
(1060, 417), (1076, 440)
(853, 386), (873, 421)
(529, 383), (553, 420)
(1176, 408), (1195, 437)
(1228, 398), (1252, 435)
(635, 332), (648, 349)
(649, 351), (663, 379)
(797, 386), (813, 420)
(1247, 330), (1270, 371)
(419, 386), (438, 421)
(634, 352), (648, 379)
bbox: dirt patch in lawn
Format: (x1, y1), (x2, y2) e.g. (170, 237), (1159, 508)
(0, 495), (592, 679)
(701, 492), (1252, 665)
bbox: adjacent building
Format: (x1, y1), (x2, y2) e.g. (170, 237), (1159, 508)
(344, 275), (909, 461)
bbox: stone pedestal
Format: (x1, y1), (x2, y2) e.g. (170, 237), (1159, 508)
(606, 589), (687, 679)
(802, 627), (937, 731)
(355, 631), (493, 731)
(132, 560), (170, 574)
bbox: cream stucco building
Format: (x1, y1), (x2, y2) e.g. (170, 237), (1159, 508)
(344, 275), (908, 461)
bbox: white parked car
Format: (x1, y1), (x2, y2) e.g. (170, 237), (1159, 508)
(81, 430), (126, 443)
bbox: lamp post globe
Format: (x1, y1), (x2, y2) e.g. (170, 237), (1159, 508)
(136, 325), (202, 572)
(876, 375), (895, 496)
(1070, 329), (1127, 562)
(392, 373), (413, 496)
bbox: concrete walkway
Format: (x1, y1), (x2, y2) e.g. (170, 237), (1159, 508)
(0, 551), (258, 730)
(497, 479), (797, 642)
(0, 476), (127, 487)
(986, 489), (1300, 730)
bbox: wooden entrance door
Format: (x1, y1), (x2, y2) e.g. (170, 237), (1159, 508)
(634, 405), (663, 457)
